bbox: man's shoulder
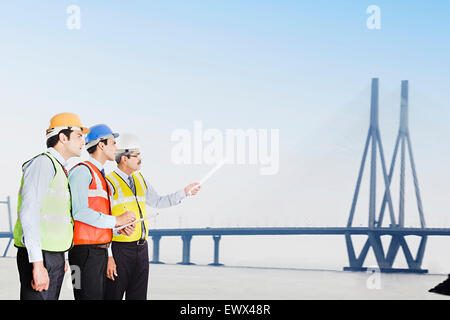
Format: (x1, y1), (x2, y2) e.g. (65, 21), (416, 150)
(133, 171), (146, 179)
(68, 162), (92, 179)
(23, 153), (54, 171)
(134, 172), (149, 189)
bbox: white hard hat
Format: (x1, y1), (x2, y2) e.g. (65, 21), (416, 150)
(116, 133), (141, 154)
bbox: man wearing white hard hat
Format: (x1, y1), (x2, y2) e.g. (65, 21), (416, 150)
(68, 124), (136, 300)
(104, 133), (200, 300)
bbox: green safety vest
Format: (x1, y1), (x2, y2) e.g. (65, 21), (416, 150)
(14, 152), (74, 252)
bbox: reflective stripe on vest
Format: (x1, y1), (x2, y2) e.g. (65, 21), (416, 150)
(72, 161), (112, 245)
(106, 171), (148, 242)
(13, 152), (74, 252)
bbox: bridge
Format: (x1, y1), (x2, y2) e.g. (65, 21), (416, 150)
(145, 227), (450, 273)
(3, 224), (450, 273)
(1, 78), (447, 273)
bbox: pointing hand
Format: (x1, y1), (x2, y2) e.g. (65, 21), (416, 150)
(185, 183), (201, 196)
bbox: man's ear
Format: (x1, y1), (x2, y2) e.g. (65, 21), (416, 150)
(98, 140), (106, 151)
(59, 132), (69, 144)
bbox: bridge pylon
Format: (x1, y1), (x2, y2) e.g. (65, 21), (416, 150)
(344, 79), (428, 273)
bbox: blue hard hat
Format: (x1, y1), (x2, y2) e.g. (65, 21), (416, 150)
(85, 124), (119, 149)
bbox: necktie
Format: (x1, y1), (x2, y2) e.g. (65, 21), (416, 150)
(128, 175), (145, 240)
(128, 176), (136, 195)
(100, 169), (110, 198)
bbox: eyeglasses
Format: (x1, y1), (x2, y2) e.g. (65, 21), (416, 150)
(127, 154), (141, 158)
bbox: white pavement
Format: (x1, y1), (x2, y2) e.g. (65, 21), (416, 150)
(0, 257), (449, 300)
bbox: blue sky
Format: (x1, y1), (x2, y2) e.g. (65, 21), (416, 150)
(0, 1), (450, 232)
(1, 1), (449, 123)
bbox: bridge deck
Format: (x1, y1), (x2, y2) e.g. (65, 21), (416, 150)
(3, 227), (450, 239)
(144, 227), (450, 236)
(2, 227), (450, 239)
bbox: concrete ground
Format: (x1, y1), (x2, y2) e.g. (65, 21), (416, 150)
(0, 257), (448, 300)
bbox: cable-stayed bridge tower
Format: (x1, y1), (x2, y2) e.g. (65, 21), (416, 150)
(344, 79), (428, 273)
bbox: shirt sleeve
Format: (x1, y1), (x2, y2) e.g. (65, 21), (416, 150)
(68, 165), (116, 229)
(19, 155), (55, 263)
(144, 176), (186, 209)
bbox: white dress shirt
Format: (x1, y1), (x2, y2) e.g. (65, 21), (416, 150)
(68, 157), (116, 229)
(110, 168), (186, 208)
(18, 148), (67, 263)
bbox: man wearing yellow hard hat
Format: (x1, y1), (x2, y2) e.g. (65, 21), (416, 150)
(13, 113), (88, 300)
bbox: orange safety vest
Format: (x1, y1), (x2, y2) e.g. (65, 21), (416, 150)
(73, 161), (113, 245)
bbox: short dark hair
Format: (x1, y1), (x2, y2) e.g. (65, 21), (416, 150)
(46, 129), (73, 148)
(115, 152), (130, 164)
(87, 138), (108, 154)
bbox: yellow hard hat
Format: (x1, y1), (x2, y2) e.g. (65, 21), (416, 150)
(46, 112), (90, 138)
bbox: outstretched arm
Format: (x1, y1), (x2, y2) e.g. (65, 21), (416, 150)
(145, 177), (200, 208)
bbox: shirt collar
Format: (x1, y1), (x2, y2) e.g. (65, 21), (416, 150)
(115, 168), (132, 182)
(87, 156), (104, 172)
(47, 148), (67, 167)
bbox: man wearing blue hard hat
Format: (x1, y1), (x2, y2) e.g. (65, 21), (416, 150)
(68, 124), (136, 300)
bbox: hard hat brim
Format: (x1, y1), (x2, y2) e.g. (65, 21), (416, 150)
(116, 148), (140, 154)
(46, 125), (90, 139)
(85, 132), (120, 149)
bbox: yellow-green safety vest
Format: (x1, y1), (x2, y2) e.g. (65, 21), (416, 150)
(106, 171), (148, 242)
(14, 152), (73, 252)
